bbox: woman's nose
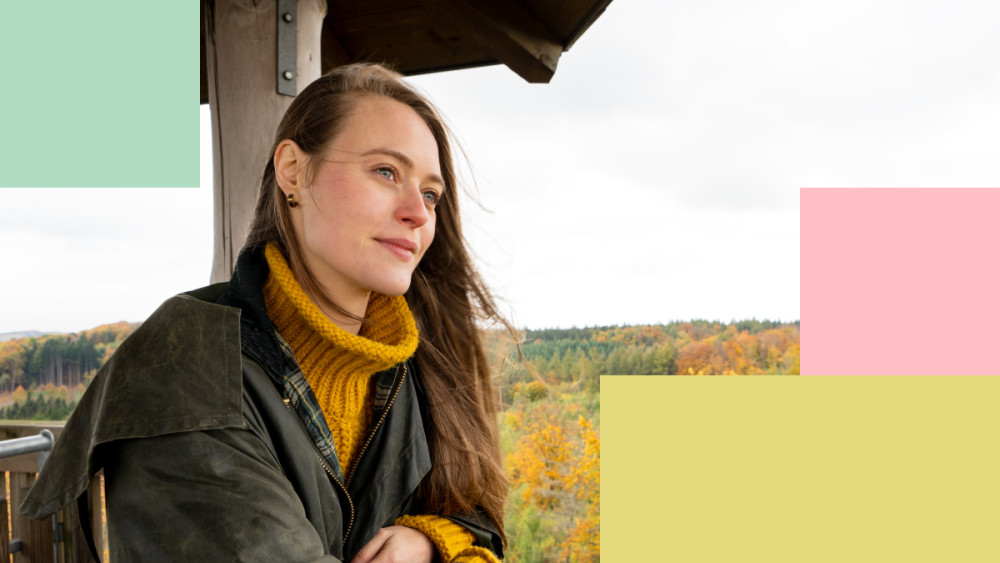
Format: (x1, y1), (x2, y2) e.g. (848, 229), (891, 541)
(398, 182), (431, 228)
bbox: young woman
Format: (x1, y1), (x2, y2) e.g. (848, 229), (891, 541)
(23, 64), (510, 562)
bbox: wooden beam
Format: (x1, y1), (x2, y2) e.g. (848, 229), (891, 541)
(320, 21), (353, 74)
(418, 0), (562, 83)
(204, 0), (326, 283)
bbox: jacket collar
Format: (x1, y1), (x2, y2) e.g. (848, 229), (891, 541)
(215, 243), (300, 388)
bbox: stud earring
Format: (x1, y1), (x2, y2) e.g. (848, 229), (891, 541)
(287, 193), (298, 208)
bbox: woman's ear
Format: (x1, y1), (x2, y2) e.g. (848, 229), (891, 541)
(274, 139), (306, 196)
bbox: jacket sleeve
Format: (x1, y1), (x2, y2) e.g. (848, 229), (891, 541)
(396, 515), (501, 562)
(444, 510), (504, 559)
(101, 427), (341, 562)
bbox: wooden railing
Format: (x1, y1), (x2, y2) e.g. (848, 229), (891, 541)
(1, 422), (105, 563)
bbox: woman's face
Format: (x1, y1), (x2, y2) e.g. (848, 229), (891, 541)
(282, 95), (443, 305)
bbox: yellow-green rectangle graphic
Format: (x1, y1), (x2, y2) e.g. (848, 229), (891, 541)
(603, 376), (1000, 562)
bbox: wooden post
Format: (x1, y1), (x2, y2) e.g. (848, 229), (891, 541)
(65, 494), (86, 562)
(1, 496), (9, 562)
(10, 472), (54, 563)
(204, 0), (326, 283)
(90, 473), (106, 561)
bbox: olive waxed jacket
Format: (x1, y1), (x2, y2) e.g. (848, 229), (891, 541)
(20, 245), (503, 562)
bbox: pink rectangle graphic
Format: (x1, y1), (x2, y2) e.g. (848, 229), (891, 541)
(801, 188), (1000, 375)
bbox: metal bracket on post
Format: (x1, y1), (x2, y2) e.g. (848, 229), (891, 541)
(277, 0), (297, 96)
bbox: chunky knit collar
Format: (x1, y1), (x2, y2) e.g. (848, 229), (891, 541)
(262, 243), (419, 377)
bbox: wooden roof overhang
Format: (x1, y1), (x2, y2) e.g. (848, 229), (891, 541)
(200, 0), (612, 103)
(200, 0), (611, 282)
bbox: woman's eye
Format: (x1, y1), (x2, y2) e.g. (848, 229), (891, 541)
(422, 191), (441, 206)
(375, 167), (396, 181)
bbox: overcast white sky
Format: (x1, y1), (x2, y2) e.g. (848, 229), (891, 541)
(2, 0), (998, 334)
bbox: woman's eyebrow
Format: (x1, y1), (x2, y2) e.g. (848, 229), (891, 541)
(361, 148), (445, 186)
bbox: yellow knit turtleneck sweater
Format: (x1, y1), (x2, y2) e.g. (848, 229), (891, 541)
(263, 243), (418, 475)
(262, 243), (499, 563)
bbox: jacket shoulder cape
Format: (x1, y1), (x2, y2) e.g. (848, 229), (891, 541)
(20, 288), (245, 520)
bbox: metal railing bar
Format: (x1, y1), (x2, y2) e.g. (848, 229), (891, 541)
(0, 430), (55, 463)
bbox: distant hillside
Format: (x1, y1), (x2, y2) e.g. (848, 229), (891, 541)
(0, 330), (49, 342)
(0, 321), (140, 392)
(488, 319), (800, 398)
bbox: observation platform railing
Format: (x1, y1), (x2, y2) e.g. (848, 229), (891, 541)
(0, 422), (105, 563)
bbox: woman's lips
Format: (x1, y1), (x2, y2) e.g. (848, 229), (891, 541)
(376, 238), (417, 259)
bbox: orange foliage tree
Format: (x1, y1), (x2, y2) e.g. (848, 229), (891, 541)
(505, 398), (600, 562)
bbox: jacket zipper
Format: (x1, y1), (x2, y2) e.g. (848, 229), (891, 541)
(282, 362), (407, 550)
(283, 397), (358, 548)
(345, 364), (407, 488)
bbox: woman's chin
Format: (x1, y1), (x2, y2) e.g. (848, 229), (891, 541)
(369, 278), (412, 297)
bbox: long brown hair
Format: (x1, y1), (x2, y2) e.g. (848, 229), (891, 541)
(243, 63), (510, 542)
